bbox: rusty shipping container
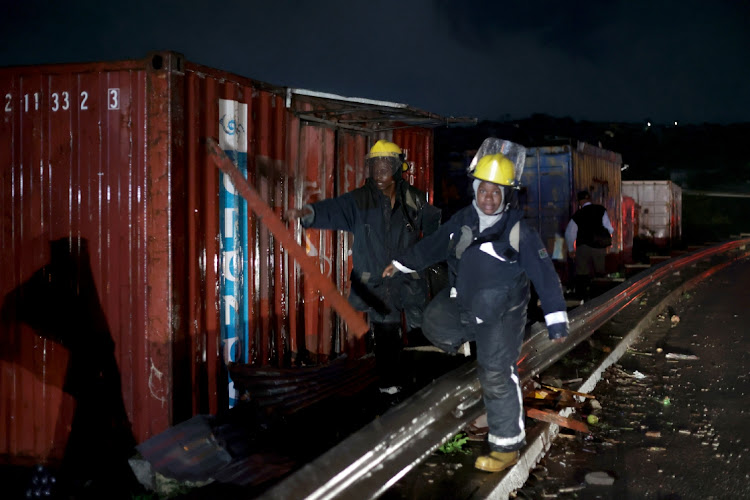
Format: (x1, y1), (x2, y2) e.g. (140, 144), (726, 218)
(521, 142), (623, 278)
(0, 52), (451, 464)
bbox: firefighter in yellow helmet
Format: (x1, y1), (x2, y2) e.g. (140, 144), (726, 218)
(365, 139), (410, 173)
(287, 140), (441, 400)
(384, 138), (568, 472)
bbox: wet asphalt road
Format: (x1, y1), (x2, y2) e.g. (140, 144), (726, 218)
(516, 258), (750, 499)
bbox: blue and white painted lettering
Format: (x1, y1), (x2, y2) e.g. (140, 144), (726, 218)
(219, 98), (249, 408)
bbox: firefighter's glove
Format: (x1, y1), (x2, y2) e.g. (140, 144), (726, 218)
(547, 322), (568, 341)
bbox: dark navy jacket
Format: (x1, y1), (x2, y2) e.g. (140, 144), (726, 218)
(303, 178), (441, 319)
(394, 205), (568, 339)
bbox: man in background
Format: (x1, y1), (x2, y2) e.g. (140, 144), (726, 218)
(565, 190), (614, 300)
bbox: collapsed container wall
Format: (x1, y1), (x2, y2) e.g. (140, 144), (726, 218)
(0, 52), (438, 462)
(622, 180), (682, 248)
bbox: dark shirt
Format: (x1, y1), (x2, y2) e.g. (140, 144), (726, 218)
(303, 178), (441, 314)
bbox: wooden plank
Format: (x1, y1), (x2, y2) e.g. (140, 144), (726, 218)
(525, 408), (590, 433)
(206, 138), (370, 339)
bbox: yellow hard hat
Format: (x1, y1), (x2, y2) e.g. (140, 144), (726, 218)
(366, 140), (408, 172)
(471, 153), (516, 186)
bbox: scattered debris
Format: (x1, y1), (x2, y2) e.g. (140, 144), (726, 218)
(380, 386), (401, 395)
(666, 353), (699, 361)
(612, 366), (646, 379)
(645, 431), (661, 438)
(134, 415), (232, 485)
(671, 315), (681, 326)
(532, 389), (555, 400)
(530, 466), (549, 480)
(438, 433), (471, 455)
(587, 414), (600, 425)
(540, 385), (595, 400)
(541, 376), (563, 388)
(526, 408), (590, 433)
(559, 485), (585, 493)
(464, 424), (489, 442)
(585, 471), (615, 485)
(600, 437), (621, 444)
(589, 399), (602, 411)
(627, 349), (653, 357)
(632, 370), (647, 379)
(562, 377), (583, 385)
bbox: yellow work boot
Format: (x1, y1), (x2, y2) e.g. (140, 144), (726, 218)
(474, 450), (519, 472)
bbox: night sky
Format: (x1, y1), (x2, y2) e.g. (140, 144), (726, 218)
(2, 0), (749, 125)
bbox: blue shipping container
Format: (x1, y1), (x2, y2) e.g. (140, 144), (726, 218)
(520, 143), (622, 267)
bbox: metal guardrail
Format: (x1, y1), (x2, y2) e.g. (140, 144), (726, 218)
(259, 240), (750, 500)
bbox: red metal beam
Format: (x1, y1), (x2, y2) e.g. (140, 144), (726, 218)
(205, 137), (370, 339)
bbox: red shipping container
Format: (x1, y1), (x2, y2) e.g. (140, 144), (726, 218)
(0, 52), (450, 463)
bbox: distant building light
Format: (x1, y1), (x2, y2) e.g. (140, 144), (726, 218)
(647, 121), (652, 127)
(674, 121), (678, 126)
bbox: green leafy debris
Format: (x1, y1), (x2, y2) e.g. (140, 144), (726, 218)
(438, 433), (471, 455)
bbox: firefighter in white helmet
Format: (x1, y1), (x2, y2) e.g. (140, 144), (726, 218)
(383, 138), (569, 472)
(287, 140), (441, 397)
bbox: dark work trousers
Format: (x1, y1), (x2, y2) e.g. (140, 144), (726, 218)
(575, 244), (607, 299)
(371, 321), (403, 389)
(422, 288), (528, 452)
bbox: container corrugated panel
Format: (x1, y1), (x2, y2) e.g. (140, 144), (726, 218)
(521, 146), (573, 254)
(521, 143), (622, 257)
(0, 52), (439, 462)
(0, 55), (179, 462)
(671, 182), (682, 242)
(181, 62), (295, 412)
(393, 127), (434, 203)
(571, 142), (623, 257)
(622, 180), (682, 246)
(621, 195), (638, 264)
